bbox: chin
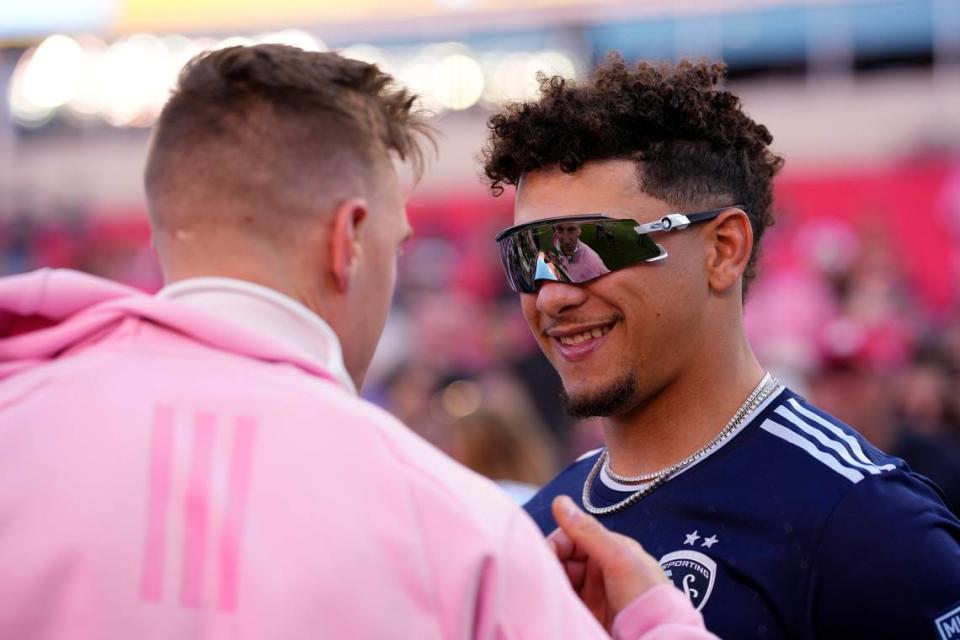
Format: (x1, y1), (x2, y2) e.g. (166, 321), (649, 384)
(560, 372), (638, 418)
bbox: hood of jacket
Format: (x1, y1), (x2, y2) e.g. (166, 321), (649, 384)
(0, 269), (340, 385)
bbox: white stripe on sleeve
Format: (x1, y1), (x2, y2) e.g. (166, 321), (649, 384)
(786, 398), (897, 471)
(760, 419), (865, 483)
(773, 406), (883, 475)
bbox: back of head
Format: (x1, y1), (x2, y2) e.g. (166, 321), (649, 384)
(145, 44), (428, 250)
(483, 55), (784, 296)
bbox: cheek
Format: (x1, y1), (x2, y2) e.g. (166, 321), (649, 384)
(375, 248), (396, 292)
(356, 243), (395, 325)
(519, 294), (540, 332)
(375, 252), (397, 315)
(622, 277), (700, 356)
(368, 234), (396, 286)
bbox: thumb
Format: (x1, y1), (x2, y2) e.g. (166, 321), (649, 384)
(551, 495), (620, 566)
(551, 494), (669, 616)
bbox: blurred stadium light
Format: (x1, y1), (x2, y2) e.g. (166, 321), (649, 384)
(1, 0), (955, 127)
(4, 33), (579, 125)
(0, 0), (955, 208)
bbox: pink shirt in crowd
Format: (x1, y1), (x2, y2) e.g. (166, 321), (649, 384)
(557, 241), (611, 282)
(0, 268), (714, 640)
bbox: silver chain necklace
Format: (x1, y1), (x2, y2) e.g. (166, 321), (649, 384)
(604, 459), (664, 484)
(582, 372), (780, 516)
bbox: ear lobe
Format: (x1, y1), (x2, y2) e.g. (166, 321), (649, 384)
(706, 208), (753, 294)
(329, 198), (368, 294)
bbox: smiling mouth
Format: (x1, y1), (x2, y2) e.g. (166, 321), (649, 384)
(552, 321), (616, 347)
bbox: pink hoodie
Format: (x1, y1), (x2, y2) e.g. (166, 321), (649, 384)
(0, 268), (714, 640)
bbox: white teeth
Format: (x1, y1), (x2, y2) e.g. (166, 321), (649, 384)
(558, 325), (612, 346)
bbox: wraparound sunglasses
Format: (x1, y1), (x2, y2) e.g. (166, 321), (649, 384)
(494, 206), (743, 293)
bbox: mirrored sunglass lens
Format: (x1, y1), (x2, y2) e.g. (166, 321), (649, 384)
(565, 221), (662, 270)
(498, 219), (666, 291)
(499, 240), (533, 292)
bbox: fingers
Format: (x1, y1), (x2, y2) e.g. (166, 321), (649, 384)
(580, 560), (606, 611)
(546, 527), (575, 561)
(551, 495), (619, 568)
(547, 526), (591, 564)
(564, 559), (587, 590)
(548, 526), (588, 589)
(551, 495), (670, 616)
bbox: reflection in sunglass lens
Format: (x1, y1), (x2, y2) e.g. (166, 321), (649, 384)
(496, 217), (669, 293)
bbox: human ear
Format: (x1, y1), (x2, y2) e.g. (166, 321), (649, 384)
(705, 208), (753, 294)
(329, 198), (368, 294)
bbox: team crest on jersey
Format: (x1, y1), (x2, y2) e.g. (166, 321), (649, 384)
(659, 549), (717, 611)
(936, 603), (960, 639)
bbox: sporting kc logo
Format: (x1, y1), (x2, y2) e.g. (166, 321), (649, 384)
(659, 550), (717, 612)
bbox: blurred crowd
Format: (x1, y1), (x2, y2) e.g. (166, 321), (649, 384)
(3, 155), (959, 511)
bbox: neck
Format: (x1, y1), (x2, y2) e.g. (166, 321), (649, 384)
(162, 258), (361, 385)
(602, 330), (765, 477)
(162, 245), (323, 316)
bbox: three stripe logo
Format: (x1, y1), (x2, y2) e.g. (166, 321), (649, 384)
(140, 405), (258, 611)
(761, 397), (895, 483)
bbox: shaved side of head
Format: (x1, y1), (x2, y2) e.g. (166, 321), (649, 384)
(145, 45), (430, 248)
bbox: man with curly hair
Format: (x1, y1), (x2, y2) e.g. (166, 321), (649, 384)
(486, 56), (960, 639)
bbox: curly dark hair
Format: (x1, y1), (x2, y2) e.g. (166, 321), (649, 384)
(483, 55), (784, 294)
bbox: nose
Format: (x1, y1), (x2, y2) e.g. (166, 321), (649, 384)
(535, 280), (588, 317)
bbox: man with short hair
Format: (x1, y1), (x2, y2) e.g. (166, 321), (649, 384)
(550, 223), (610, 283)
(486, 56), (960, 639)
(0, 46), (713, 639)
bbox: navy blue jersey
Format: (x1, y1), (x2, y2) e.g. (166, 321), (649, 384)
(524, 388), (960, 639)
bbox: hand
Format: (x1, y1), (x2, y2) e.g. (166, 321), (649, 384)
(548, 495), (670, 630)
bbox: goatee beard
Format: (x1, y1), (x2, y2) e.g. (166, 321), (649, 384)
(560, 372), (637, 418)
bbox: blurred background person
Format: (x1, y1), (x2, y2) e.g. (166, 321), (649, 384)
(448, 409), (556, 503)
(441, 374), (561, 503)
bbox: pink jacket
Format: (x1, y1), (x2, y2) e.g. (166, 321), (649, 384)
(557, 241), (610, 282)
(0, 269), (714, 640)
